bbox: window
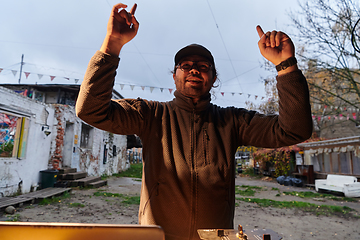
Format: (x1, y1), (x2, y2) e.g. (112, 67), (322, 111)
(340, 152), (351, 174)
(58, 91), (76, 106)
(352, 152), (360, 175)
(324, 153), (331, 172)
(0, 112), (29, 158)
(330, 152), (339, 173)
(312, 155), (321, 172)
(80, 124), (93, 148)
(318, 154), (324, 172)
(34, 91), (45, 102)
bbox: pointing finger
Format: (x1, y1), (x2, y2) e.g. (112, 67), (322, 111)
(130, 3), (137, 15)
(256, 25), (264, 38)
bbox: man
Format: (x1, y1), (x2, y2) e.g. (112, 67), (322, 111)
(76, 3), (312, 240)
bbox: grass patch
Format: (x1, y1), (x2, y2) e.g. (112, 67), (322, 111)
(236, 197), (355, 217)
(68, 202), (85, 208)
(122, 196), (140, 205)
(113, 163), (142, 179)
(93, 191), (140, 205)
(5, 214), (21, 222)
(283, 191), (358, 202)
(235, 185), (262, 196)
(38, 191), (71, 205)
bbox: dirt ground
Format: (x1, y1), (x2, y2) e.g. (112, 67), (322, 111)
(1, 175), (360, 240)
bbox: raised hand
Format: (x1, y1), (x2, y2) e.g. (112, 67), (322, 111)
(100, 3), (139, 56)
(256, 25), (295, 68)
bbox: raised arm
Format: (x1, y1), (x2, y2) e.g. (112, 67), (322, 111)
(76, 3), (144, 134)
(100, 3), (139, 56)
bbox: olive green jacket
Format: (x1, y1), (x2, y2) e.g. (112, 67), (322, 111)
(76, 51), (312, 240)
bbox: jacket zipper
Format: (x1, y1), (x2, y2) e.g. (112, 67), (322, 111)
(203, 127), (209, 165)
(189, 108), (197, 239)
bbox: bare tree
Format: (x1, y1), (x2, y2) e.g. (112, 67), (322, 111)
(289, 0), (360, 138)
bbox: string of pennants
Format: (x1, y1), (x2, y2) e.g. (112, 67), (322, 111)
(312, 105), (360, 121)
(115, 82), (267, 100)
(0, 67), (80, 83)
(0, 67), (267, 101)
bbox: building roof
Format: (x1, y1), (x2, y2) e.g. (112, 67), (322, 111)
(0, 83), (124, 99)
(297, 136), (360, 148)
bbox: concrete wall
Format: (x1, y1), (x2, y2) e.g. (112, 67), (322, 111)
(0, 86), (55, 196)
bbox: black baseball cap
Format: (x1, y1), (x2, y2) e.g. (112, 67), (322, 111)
(174, 44), (215, 67)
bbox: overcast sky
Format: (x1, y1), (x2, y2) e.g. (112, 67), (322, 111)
(0, 0), (302, 108)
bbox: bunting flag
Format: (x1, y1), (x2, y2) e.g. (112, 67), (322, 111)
(169, 89), (173, 94)
(120, 84), (125, 90)
(0, 66), (81, 84)
(130, 85), (135, 90)
(312, 111), (360, 122)
(221, 92), (224, 96)
(141, 86), (145, 91)
(160, 88), (164, 92)
(150, 87), (154, 93)
(24, 72), (30, 79)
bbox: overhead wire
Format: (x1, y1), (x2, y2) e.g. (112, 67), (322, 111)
(206, 0), (245, 98)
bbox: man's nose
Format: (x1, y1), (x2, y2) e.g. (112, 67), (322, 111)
(189, 63), (200, 73)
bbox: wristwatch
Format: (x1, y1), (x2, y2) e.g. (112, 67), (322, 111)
(275, 57), (297, 72)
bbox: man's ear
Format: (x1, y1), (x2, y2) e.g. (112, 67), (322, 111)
(212, 76), (217, 86)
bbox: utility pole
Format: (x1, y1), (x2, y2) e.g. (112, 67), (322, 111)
(18, 54), (24, 84)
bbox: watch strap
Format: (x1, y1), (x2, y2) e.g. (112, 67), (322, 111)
(275, 57), (297, 72)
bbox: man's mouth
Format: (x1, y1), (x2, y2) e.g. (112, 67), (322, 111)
(187, 79), (202, 82)
(186, 75), (203, 83)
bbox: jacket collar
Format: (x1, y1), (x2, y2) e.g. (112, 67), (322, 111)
(172, 90), (211, 112)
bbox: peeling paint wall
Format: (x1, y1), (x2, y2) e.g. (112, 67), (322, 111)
(48, 104), (128, 177)
(0, 86), (55, 196)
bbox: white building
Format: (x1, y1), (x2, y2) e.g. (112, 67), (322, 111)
(0, 84), (129, 197)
